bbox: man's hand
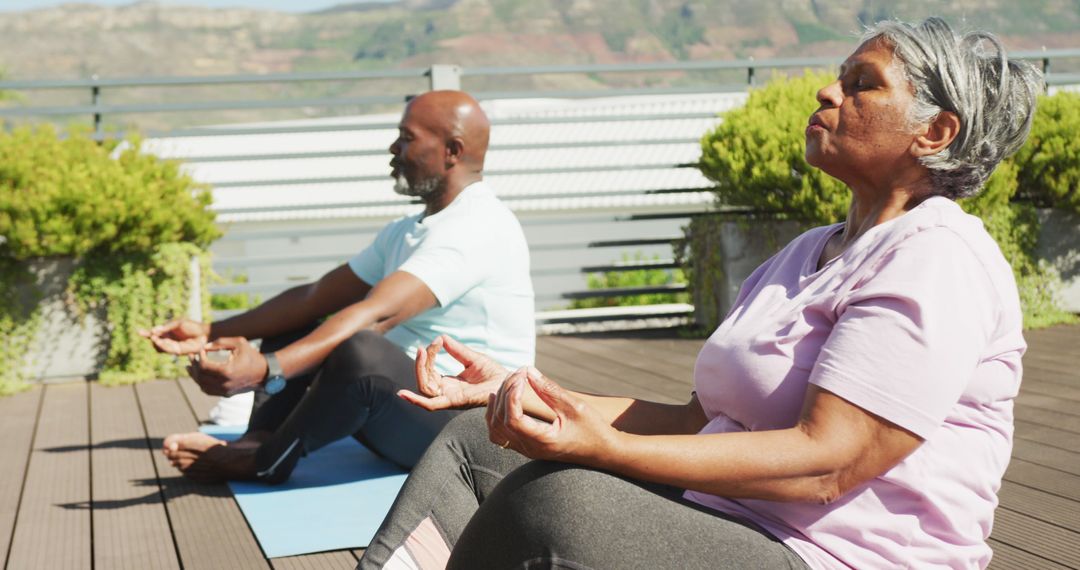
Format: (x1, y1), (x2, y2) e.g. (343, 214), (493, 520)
(187, 337), (268, 397)
(140, 319), (210, 355)
(398, 335), (509, 411)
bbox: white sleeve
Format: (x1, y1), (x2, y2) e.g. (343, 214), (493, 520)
(398, 224), (490, 307)
(347, 222), (394, 285)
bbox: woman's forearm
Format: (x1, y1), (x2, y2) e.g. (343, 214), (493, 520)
(597, 428), (843, 504)
(517, 388), (705, 436)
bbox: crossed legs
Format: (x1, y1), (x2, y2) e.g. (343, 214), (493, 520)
(358, 410), (809, 570)
(163, 328), (460, 484)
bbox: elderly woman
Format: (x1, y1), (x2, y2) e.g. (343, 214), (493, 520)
(358, 18), (1040, 570)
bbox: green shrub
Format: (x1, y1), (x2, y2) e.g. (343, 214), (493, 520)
(0, 127), (219, 391)
(696, 72), (1076, 329)
(571, 252), (689, 309)
(0, 126), (218, 260)
(1014, 91), (1080, 214)
(699, 70), (850, 226)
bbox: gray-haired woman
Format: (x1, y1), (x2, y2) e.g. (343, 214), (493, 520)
(359, 18), (1041, 570)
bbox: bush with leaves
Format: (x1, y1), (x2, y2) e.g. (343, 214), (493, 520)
(0, 126), (219, 394)
(571, 252), (689, 309)
(695, 73), (1077, 329)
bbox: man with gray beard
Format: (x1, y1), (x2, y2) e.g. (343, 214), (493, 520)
(141, 91), (535, 484)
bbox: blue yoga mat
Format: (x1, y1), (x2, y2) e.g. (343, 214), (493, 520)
(200, 424), (408, 558)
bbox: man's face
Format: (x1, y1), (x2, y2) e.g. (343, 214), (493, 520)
(389, 102), (446, 198)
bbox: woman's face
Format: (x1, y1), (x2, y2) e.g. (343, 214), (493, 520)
(805, 37), (920, 189)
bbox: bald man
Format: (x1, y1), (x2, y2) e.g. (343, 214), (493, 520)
(145, 91), (535, 483)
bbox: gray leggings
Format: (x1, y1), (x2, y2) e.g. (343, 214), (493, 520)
(359, 409), (810, 570)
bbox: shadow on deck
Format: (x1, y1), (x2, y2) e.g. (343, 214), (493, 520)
(0, 325), (1077, 569)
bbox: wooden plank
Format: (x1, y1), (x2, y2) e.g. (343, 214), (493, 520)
(539, 337), (690, 400)
(1020, 380), (1080, 403)
(0, 386), (41, 566)
(1015, 420), (1080, 452)
(536, 340), (679, 402)
(1015, 404), (1080, 434)
(991, 507), (1080, 568)
(1015, 392), (1080, 417)
(136, 379), (269, 570)
(177, 375), (218, 424)
(89, 383), (181, 570)
(988, 539), (1071, 570)
(999, 481), (1080, 533)
(544, 336), (695, 386)
(1005, 459), (1080, 502)
(6, 383), (91, 569)
(271, 550), (358, 569)
(1011, 439), (1080, 476)
(585, 336), (703, 371)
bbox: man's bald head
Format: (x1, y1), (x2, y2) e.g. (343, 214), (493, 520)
(404, 90), (490, 171)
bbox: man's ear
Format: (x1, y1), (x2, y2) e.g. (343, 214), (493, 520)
(445, 137), (465, 167)
(911, 110), (960, 158)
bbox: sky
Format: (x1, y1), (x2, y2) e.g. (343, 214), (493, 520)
(0, 0), (396, 12)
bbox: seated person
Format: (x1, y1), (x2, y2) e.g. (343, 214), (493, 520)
(357, 19), (1038, 569)
(142, 90), (535, 484)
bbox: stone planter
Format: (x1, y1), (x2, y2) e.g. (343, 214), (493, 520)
(686, 215), (803, 332)
(13, 255), (203, 383)
(1037, 208), (1080, 313)
(15, 258), (106, 382)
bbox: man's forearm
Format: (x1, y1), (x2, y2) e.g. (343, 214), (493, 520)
(209, 284), (318, 341)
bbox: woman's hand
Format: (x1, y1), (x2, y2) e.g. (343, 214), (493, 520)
(398, 335), (509, 411)
(486, 367), (619, 465)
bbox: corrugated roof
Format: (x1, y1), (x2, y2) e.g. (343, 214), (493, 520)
(140, 92), (746, 222)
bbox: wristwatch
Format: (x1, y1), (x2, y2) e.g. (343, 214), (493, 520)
(263, 352), (287, 395)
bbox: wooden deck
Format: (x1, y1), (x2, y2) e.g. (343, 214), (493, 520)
(0, 324), (1077, 569)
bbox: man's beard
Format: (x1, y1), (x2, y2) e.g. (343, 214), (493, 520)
(393, 174), (442, 198)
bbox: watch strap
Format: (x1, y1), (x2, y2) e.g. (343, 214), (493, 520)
(264, 351), (285, 381)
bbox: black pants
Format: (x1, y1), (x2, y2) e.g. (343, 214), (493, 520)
(358, 410), (809, 570)
(248, 327), (460, 484)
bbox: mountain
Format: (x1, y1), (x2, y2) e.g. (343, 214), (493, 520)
(1, 0), (1076, 129)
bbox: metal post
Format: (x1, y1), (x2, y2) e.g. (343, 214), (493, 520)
(1041, 52), (1049, 93)
(90, 74), (102, 139)
(428, 64), (462, 91)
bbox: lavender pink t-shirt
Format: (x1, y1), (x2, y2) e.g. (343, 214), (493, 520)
(684, 197), (1025, 569)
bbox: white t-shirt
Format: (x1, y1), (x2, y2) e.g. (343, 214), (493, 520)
(348, 181), (535, 374)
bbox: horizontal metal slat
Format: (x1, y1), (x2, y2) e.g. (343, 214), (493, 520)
(209, 163), (699, 189)
(89, 112), (718, 141)
(177, 137), (700, 163)
(559, 284), (688, 300)
(0, 94), (409, 117)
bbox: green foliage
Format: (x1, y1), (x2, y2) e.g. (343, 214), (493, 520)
(1013, 91), (1080, 214)
(571, 253), (689, 309)
(0, 127), (219, 391)
(695, 73), (1077, 329)
(0, 262), (39, 396)
(70, 244), (210, 386)
(0, 126), (219, 260)
(211, 271), (262, 311)
(699, 70), (851, 227)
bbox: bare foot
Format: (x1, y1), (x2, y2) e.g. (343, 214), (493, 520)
(162, 432), (258, 483)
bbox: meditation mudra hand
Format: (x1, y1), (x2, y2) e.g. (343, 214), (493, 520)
(398, 334), (511, 410)
(139, 318), (210, 355)
(485, 367), (613, 463)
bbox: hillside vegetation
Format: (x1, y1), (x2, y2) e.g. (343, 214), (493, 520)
(1, 0), (1076, 129)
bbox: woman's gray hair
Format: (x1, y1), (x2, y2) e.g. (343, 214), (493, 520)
(864, 18), (1043, 199)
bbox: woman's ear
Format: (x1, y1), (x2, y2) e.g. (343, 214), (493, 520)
(911, 111), (960, 158)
